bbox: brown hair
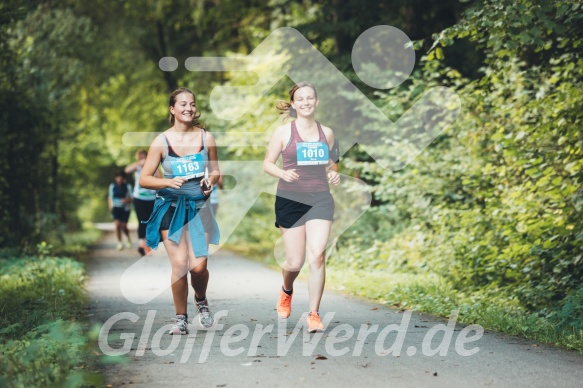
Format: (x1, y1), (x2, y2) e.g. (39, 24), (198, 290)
(135, 149), (147, 159)
(276, 81), (318, 120)
(168, 87), (203, 128)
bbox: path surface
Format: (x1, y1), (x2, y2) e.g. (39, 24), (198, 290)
(86, 228), (583, 387)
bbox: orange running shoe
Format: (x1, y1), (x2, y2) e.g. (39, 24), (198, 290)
(276, 289), (293, 318)
(306, 311), (324, 333)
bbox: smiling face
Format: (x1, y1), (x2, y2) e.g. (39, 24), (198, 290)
(169, 92), (196, 124)
(291, 86), (318, 118)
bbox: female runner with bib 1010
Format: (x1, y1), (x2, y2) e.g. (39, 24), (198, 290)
(140, 87), (220, 334)
(264, 82), (340, 333)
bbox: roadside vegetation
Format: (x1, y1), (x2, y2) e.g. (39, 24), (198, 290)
(1, 1), (581, 385)
(0, 229), (102, 387)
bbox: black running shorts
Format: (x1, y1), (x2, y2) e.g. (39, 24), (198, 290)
(160, 203), (215, 232)
(274, 190), (334, 229)
(111, 207), (130, 223)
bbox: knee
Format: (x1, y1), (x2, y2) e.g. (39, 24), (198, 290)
(284, 256), (304, 272)
(284, 263), (302, 272)
(171, 264), (189, 277)
(190, 263), (208, 276)
(307, 250), (325, 268)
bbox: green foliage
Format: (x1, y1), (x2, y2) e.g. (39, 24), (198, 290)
(50, 227), (103, 258)
(0, 3), (96, 247)
(217, 0), (583, 347)
(0, 255), (99, 386)
(326, 0), (583, 315)
(223, 194), (280, 262)
(1, 0), (581, 363)
(326, 267), (583, 352)
(0, 257), (86, 331)
(35, 241), (53, 258)
(548, 285), (583, 331)
(0, 320), (99, 388)
(435, 0), (583, 68)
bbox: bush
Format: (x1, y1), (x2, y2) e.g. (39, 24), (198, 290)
(549, 285), (583, 331)
(0, 257), (86, 332)
(0, 320), (94, 387)
(0, 256), (99, 386)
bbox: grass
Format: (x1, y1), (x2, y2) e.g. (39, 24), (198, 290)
(325, 266), (583, 352)
(224, 232), (583, 353)
(50, 226), (103, 258)
(0, 227), (104, 387)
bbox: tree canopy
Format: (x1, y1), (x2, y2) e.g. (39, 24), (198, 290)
(0, 0), (581, 324)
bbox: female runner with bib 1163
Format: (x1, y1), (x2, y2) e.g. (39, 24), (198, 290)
(140, 87), (220, 334)
(264, 82), (340, 333)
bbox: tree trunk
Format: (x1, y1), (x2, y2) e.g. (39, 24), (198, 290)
(157, 20), (177, 91)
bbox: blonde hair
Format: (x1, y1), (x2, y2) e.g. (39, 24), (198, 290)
(276, 82), (318, 120)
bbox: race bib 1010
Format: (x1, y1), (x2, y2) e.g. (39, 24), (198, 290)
(296, 142), (329, 166)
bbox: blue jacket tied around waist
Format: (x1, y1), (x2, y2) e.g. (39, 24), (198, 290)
(145, 189), (220, 257)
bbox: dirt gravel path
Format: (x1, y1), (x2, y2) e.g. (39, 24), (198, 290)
(86, 227), (583, 387)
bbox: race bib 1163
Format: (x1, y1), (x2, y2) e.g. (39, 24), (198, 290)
(170, 154), (204, 179)
(296, 142), (329, 165)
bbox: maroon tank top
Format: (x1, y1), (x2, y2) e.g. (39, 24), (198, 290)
(278, 121), (329, 193)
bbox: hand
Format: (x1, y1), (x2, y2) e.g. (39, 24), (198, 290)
(281, 169), (299, 182)
(201, 178), (212, 196)
(167, 177), (186, 189)
(327, 171), (340, 185)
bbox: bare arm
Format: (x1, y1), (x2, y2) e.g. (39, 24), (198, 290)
(124, 160), (143, 174)
(107, 184), (113, 210)
(123, 183), (133, 204)
(263, 124), (299, 182)
(126, 155), (162, 178)
(202, 132), (220, 196)
(323, 126), (340, 185)
(139, 135), (186, 190)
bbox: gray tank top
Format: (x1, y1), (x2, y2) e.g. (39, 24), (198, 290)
(160, 129), (209, 197)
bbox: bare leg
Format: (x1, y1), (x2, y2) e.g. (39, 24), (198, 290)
(279, 225), (307, 290)
(305, 219), (332, 313)
(185, 232), (209, 300)
(121, 222), (131, 240)
(114, 220), (122, 242)
(161, 229), (189, 315)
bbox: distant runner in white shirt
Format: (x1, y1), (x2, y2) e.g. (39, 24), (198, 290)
(125, 149), (162, 256)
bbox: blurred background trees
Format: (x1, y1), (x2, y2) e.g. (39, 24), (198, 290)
(1, 0), (581, 325)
